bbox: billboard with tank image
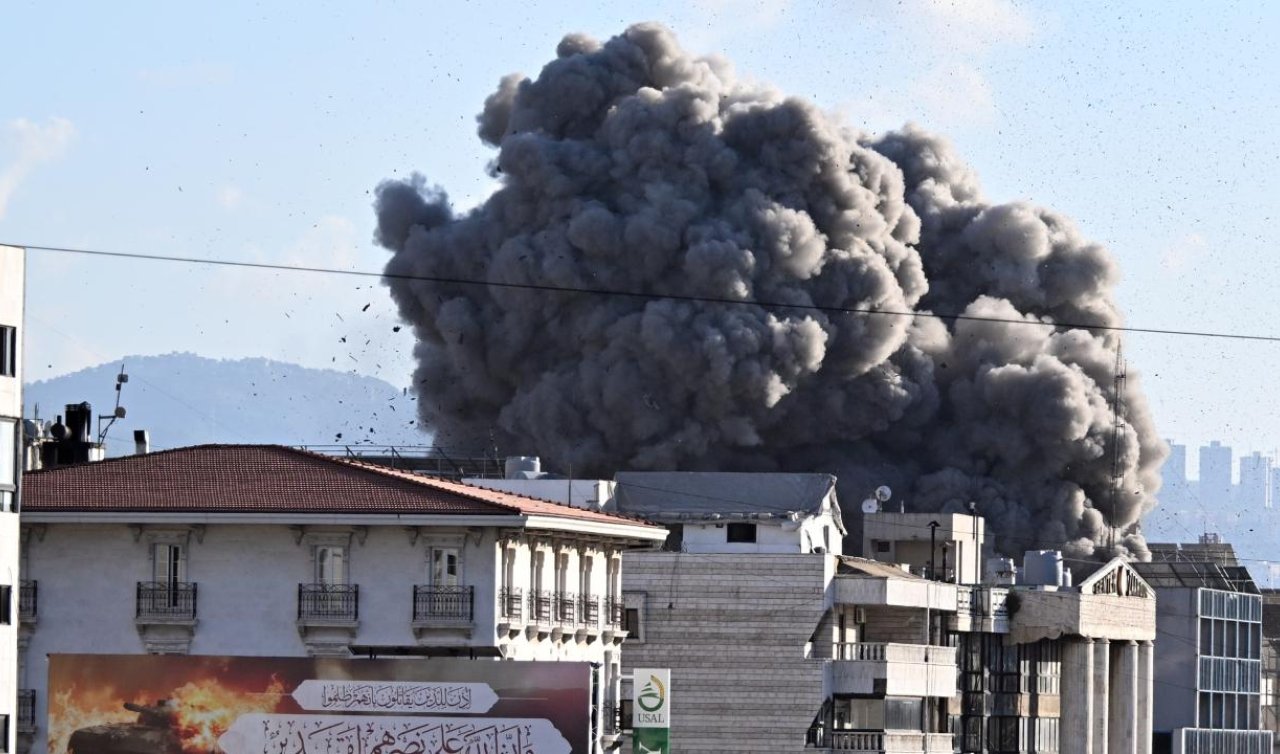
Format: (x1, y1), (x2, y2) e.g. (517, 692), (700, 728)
(49, 654), (591, 754)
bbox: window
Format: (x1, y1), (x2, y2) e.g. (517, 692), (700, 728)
(315, 545), (347, 585)
(0, 325), (15, 377)
(580, 555), (593, 595)
(531, 550), (545, 593)
(430, 547), (460, 587)
(555, 551), (569, 595)
(0, 585), (10, 624)
(726, 522), (757, 543)
(501, 547), (516, 591)
(623, 608), (641, 636)
(153, 543), (186, 584)
(661, 524), (684, 552)
(0, 419), (13, 484)
(0, 712), (8, 753)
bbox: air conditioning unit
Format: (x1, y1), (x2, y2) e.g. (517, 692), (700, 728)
(853, 607), (867, 624)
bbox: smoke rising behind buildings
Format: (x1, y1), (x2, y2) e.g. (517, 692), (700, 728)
(373, 23), (1165, 559)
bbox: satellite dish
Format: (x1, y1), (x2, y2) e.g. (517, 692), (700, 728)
(874, 485), (893, 503)
(861, 498), (880, 514)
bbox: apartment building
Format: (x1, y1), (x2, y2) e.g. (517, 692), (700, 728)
(0, 245), (24, 754)
(862, 512), (1157, 754)
(16, 444), (666, 754)
(1136, 546), (1274, 754)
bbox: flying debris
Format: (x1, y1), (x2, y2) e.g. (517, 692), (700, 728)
(373, 23), (1165, 560)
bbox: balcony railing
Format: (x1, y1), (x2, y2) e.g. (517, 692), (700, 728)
(602, 701), (632, 734)
(835, 642), (957, 664)
(811, 730), (953, 753)
(529, 590), (554, 624)
(412, 585), (473, 622)
(499, 587), (523, 621)
(136, 581), (197, 620)
(17, 689), (35, 733)
(578, 594), (599, 625)
(605, 596), (625, 628)
(298, 584), (359, 622)
(18, 581), (36, 622)
(556, 592), (576, 624)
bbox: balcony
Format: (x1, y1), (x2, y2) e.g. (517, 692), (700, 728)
(297, 584), (359, 623)
(18, 581), (36, 624)
(605, 596), (624, 628)
(555, 593), (576, 624)
(578, 594), (599, 625)
(135, 581), (197, 622)
(17, 689), (35, 734)
(526, 590), (554, 638)
(413, 585), (472, 623)
(411, 586), (472, 639)
(496, 587), (523, 638)
(813, 730), (952, 753)
(831, 643), (957, 697)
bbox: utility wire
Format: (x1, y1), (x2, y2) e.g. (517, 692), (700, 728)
(12, 242), (1280, 344)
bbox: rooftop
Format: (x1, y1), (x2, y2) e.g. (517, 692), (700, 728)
(21, 444), (662, 530)
(612, 471), (838, 523)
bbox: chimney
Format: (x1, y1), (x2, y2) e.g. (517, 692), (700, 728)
(133, 429), (150, 455)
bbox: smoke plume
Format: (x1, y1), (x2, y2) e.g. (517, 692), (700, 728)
(374, 23), (1165, 560)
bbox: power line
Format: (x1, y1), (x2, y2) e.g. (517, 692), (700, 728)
(12, 241), (1280, 344)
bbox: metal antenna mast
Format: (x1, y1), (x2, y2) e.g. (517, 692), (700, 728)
(1107, 346), (1127, 553)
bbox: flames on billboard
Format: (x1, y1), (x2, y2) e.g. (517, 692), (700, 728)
(49, 655), (592, 754)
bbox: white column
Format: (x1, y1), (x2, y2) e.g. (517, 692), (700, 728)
(1109, 640), (1138, 754)
(1062, 638), (1094, 754)
(1137, 640), (1154, 754)
(1093, 638), (1110, 754)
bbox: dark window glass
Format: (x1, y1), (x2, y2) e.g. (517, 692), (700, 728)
(623, 608), (641, 636)
(0, 585), (10, 624)
(0, 326), (14, 377)
(726, 523), (757, 543)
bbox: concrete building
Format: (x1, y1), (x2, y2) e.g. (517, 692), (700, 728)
(0, 245), (24, 754)
(608, 472), (953, 754)
(16, 445), (666, 754)
(859, 512), (1157, 754)
(1201, 441), (1234, 508)
(1134, 549), (1272, 754)
(862, 512), (985, 585)
(1261, 589), (1280, 754)
(1240, 453), (1273, 510)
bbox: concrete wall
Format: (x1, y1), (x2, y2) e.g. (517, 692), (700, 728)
(21, 521), (629, 754)
(1152, 588), (1200, 733)
(0, 245), (24, 754)
(621, 552), (832, 754)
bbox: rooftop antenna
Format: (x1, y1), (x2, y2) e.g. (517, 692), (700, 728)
(97, 364), (129, 444)
(1106, 345), (1127, 553)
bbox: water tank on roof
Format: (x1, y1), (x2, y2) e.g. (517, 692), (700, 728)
(504, 456), (541, 480)
(1023, 550), (1065, 587)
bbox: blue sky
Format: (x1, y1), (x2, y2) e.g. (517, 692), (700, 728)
(2, 0), (1278, 474)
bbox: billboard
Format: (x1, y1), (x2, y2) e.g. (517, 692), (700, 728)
(630, 669), (669, 754)
(48, 654), (591, 754)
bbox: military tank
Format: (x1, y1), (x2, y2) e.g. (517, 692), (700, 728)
(67, 701), (183, 754)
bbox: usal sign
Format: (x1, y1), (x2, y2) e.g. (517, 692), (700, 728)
(632, 668), (670, 754)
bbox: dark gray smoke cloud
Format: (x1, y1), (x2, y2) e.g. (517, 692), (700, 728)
(374, 23), (1165, 560)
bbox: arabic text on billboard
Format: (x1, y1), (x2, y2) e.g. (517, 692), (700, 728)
(48, 654), (591, 754)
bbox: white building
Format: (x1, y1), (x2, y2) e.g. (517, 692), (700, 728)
(17, 444), (666, 754)
(0, 245), (24, 754)
(1135, 552), (1273, 754)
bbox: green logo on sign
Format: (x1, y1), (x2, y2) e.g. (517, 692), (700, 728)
(637, 674), (666, 713)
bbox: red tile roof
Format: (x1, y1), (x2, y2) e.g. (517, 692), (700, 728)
(22, 444), (657, 528)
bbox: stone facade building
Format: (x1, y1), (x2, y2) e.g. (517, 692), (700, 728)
(16, 445), (665, 754)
